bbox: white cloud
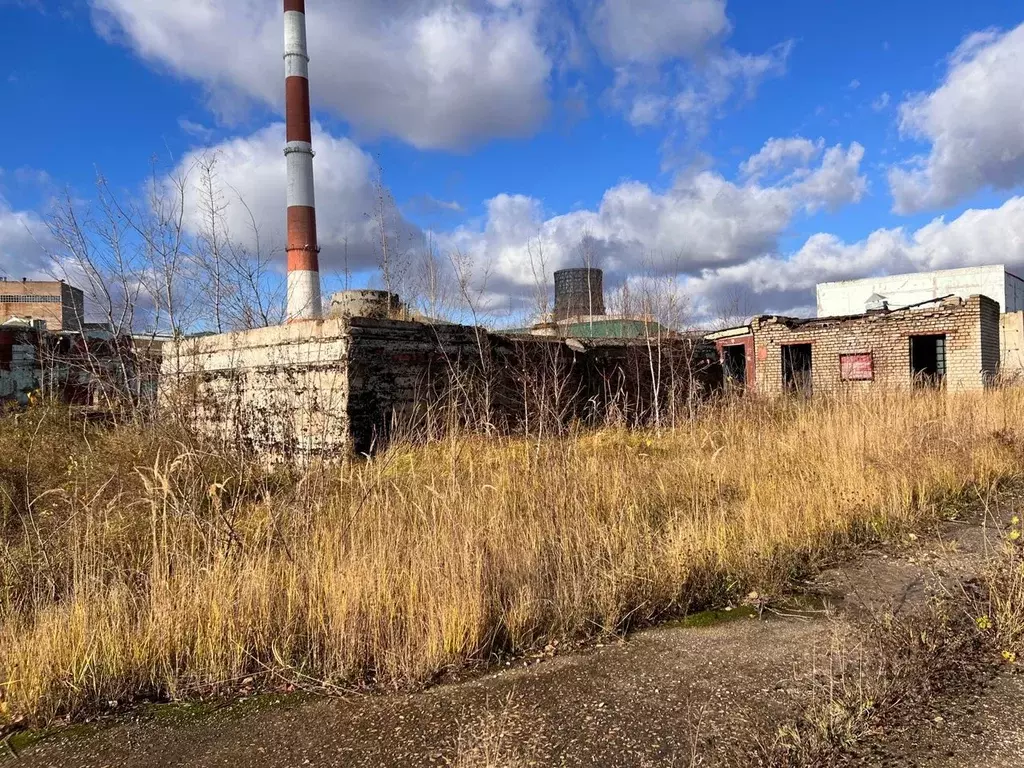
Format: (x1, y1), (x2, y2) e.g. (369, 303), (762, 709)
(178, 118), (215, 142)
(740, 137), (823, 179)
(628, 94), (669, 127)
(673, 45), (791, 132)
(737, 138), (867, 213)
(871, 91), (890, 111)
(683, 196), (1024, 319)
(611, 42), (792, 140)
(90, 0), (553, 150)
(588, 0), (730, 66)
(788, 142), (867, 213)
(889, 23), (1024, 213)
(0, 198), (52, 279)
(439, 139), (867, 306)
(170, 123), (419, 277)
(585, 0), (790, 144)
(848, 78), (861, 90)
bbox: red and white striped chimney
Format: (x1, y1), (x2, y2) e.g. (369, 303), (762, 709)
(283, 0), (322, 321)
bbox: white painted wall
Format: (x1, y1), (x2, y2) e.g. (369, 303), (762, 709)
(816, 265), (1019, 317)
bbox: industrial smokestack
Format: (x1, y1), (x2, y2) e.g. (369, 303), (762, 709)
(283, 0), (322, 321)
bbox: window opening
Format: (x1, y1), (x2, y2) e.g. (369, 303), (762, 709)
(782, 343), (813, 395)
(910, 334), (946, 387)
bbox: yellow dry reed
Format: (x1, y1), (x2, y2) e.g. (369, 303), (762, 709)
(1, 388), (1023, 723)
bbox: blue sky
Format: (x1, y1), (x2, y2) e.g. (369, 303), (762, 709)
(1, 0), (1024, 329)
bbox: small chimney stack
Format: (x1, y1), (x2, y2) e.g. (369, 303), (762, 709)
(283, 0), (322, 321)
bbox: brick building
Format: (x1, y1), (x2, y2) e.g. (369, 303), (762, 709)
(709, 295), (1000, 395)
(0, 279), (85, 332)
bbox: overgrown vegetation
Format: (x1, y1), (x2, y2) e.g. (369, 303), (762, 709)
(763, 596), (985, 766)
(758, 488), (1024, 767)
(2, 389), (1024, 727)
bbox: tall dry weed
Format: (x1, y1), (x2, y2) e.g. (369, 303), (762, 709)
(2, 389), (1023, 724)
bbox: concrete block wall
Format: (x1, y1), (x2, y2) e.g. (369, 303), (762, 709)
(162, 320), (352, 458)
(162, 317), (724, 459)
(162, 318), (494, 458)
(750, 295), (998, 395)
(345, 319), (486, 453)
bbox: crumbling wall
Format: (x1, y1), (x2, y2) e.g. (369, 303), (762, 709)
(489, 336), (721, 431)
(345, 325), (722, 447)
(490, 336), (586, 433)
(750, 295), (998, 395)
(345, 319), (487, 452)
(581, 340), (721, 425)
(1000, 312), (1024, 379)
(161, 320), (351, 459)
(161, 318), (723, 459)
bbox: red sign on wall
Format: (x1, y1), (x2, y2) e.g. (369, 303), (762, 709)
(840, 352), (874, 381)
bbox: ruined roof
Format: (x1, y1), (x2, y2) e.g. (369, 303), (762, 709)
(754, 294), (964, 330)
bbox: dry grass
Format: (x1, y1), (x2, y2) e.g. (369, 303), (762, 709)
(761, 480), (1024, 766)
(448, 695), (531, 768)
(988, 522), (1024, 656)
(2, 389), (1024, 726)
(765, 598), (986, 767)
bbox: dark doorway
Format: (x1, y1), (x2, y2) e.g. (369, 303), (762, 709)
(782, 343), (813, 395)
(723, 344), (747, 388)
(910, 334), (946, 387)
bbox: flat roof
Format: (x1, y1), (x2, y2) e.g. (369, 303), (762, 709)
(817, 264), (1008, 289)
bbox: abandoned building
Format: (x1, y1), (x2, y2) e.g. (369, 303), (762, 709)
(0, 279), (167, 406)
(158, 7), (724, 459)
(162, 285), (720, 459)
(815, 265), (1024, 380)
(709, 294), (1000, 394)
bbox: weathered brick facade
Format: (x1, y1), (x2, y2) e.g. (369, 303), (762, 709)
(737, 295), (999, 395)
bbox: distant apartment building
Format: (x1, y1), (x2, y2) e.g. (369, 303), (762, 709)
(0, 279), (85, 331)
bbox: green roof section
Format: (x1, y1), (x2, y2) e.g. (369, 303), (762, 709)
(502, 318), (669, 339)
(561, 319), (667, 338)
